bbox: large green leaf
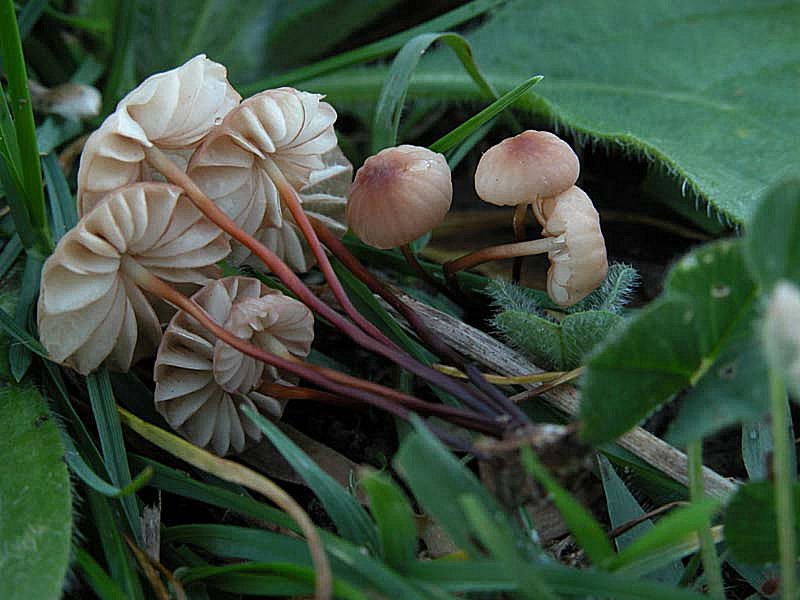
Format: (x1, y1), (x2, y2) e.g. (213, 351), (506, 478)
(581, 239), (759, 443)
(0, 384), (72, 600)
(307, 0), (799, 224)
(132, 0), (399, 86)
(725, 481), (800, 565)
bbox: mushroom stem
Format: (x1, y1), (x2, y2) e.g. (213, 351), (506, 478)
(511, 202), (530, 283)
(120, 256), (505, 437)
(309, 215), (530, 427)
(400, 243), (445, 291)
(143, 146), (504, 419)
(443, 235), (566, 288)
(260, 155), (395, 350)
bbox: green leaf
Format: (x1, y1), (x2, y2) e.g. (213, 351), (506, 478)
(0, 234), (22, 280)
(133, 1), (400, 87)
(165, 524), (430, 600)
(521, 447), (615, 565)
(360, 468), (418, 569)
(240, 0), (504, 93)
(9, 253), (41, 381)
(178, 562), (369, 599)
(393, 417), (511, 556)
(0, 384), (71, 600)
(74, 549), (129, 600)
(666, 341), (770, 447)
(725, 481), (800, 564)
(428, 74), (542, 154)
(0, 0), (51, 255)
(495, 309), (622, 370)
(606, 499), (720, 572)
(42, 153), (77, 241)
(371, 32), (497, 152)
(582, 239), (759, 444)
(742, 409), (796, 482)
(85, 489), (145, 600)
(409, 560), (709, 600)
(598, 455), (683, 584)
(87, 368), (142, 541)
(241, 407), (379, 551)
(313, 0), (800, 224)
(745, 179), (800, 290)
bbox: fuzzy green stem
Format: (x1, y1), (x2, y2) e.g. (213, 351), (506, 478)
(770, 367), (797, 600)
(0, 0), (51, 256)
(687, 440), (725, 600)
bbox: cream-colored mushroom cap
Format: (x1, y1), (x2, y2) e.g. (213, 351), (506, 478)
(346, 145), (452, 249)
(38, 183), (230, 375)
(77, 54), (241, 215)
(474, 130), (579, 206)
(187, 88), (345, 270)
(154, 276), (314, 455)
(535, 186), (608, 307)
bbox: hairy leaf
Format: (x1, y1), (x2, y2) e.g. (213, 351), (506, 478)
(0, 385), (71, 600)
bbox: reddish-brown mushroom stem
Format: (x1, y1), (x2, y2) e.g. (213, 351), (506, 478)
(143, 146), (503, 418)
(443, 235), (565, 289)
(260, 155), (396, 350)
(121, 255), (504, 437)
(308, 215), (531, 426)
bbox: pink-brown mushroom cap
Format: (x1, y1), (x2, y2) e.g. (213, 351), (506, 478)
(474, 130), (579, 206)
(346, 145), (452, 249)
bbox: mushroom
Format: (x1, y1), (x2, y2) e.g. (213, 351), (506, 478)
(28, 80), (102, 121)
(444, 186), (607, 307)
(186, 87), (340, 258)
(77, 54), (241, 215)
(474, 130), (579, 281)
(536, 186), (608, 306)
(37, 182), (230, 374)
(154, 276), (314, 455)
(346, 145), (453, 250)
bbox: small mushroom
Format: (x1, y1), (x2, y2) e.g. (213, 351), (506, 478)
(346, 144), (452, 250)
(38, 182), (230, 374)
(474, 130), (579, 282)
(29, 80), (102, 121)
(154, 276), (314, 455)
(77, 54), (241, 215)
(444, 185), (607, 307)
(187, 90), (338, 235)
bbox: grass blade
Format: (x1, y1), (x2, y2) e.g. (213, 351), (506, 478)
(371, 31), (497, 152)
(521, 446), (615, 565)
(360, 468), (418, 568)
(429, 74), (542, 154)
(74, 548), (130, 600)
(87, 368), (142, 541)
(0, 0), (51, 255)
(239, 0), (504, 94)
(42, 152), (77, 241)
(9, 252), (41, 381)
(242, 406), (379, 552)
(102, 0), (135, 113)
(0, 233), (22, 279)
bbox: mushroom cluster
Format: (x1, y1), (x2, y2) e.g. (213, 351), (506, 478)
(154, 276), (313, 455)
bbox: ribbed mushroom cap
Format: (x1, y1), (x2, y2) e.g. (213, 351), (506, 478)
(38, 183), (230, 374)
(154, 276), (314, 455)
(535, 186), (607, 307)
(346, 145), (452, 249)
(77, 54), (240, 215)
(187, 88), (347, 271)
(474, 130), (579, 206)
